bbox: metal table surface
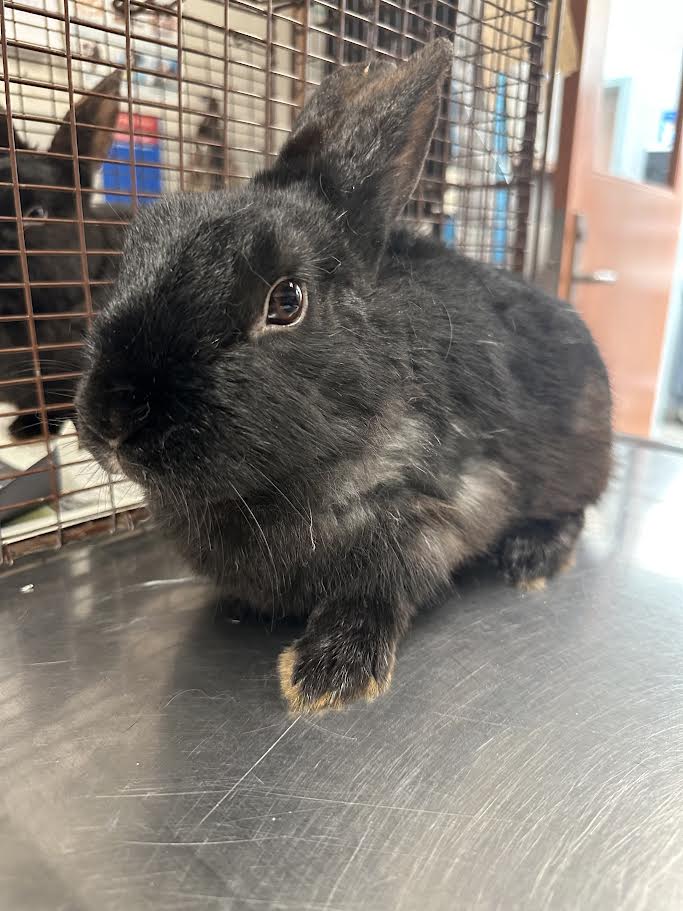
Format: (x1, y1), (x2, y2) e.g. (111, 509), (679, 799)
(1, 439), (682, 911)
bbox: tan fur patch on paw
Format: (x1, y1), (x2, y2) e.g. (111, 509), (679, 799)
(560, 551), (577, 574)
(518, 576), (547, 593)
(277, 645), (393, 715)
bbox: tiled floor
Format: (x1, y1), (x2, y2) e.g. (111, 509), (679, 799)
(1, 439), (682, 910)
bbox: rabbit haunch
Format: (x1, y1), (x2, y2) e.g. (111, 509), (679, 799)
(77, 40), (612, 713)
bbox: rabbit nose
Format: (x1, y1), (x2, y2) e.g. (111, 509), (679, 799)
(106, 399), (151, 447)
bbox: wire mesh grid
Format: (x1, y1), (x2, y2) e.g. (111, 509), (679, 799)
(0, 0), (550, 563)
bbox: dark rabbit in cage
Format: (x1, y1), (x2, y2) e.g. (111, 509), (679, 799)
(78, 41), (612, 713)
(0, 70), (123, 440)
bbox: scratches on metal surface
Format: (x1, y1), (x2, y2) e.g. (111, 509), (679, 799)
(1, 441), (682, 908)
(193, 717), (301, 830)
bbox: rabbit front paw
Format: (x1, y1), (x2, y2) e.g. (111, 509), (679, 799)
(278, 626), (396, 714)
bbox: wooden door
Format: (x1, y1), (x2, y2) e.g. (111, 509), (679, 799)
(557, 0), (683, 436)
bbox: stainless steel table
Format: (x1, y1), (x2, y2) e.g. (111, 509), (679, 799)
(1, 439), (681, 911)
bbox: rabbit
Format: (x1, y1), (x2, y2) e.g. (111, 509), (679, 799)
(0, 70), (123, 440)
(188, 95), (225, 192)
(77, 40), (612, 714)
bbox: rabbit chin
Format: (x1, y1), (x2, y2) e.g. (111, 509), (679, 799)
(85, 439), (129, 481)
(96, 449), (124, 478)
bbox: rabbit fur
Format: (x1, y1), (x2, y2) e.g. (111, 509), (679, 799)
(77, 40), (612, 713)
(0, 70), (123, 439)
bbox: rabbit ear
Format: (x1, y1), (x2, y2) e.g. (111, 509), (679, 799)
(269, 39), (452, 265)
(49, 70), (122, 186)
(0, 110), (30, 152)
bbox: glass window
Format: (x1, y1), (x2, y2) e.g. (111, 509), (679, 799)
(597, 0), (683, 186)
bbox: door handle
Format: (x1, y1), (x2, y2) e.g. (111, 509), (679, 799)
(571, 269), (618, 285)
(569, 213), (618, 301)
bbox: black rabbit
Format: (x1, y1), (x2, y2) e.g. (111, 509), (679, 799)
(0, 70), (123, 440)
(77, 41), (612, 713)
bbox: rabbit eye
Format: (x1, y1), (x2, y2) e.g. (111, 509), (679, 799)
(265, 279), (306, 327)
(23, 204), (48, 221)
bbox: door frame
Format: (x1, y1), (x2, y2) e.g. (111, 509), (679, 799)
(552, 0), (683, 435)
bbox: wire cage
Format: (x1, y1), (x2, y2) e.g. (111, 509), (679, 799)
(0, 0), (551, 564)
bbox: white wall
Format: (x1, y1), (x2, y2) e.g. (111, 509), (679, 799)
(601, 0), (683, 182)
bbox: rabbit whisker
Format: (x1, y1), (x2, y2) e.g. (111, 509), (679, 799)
(247, 461), (308, 522)
(239, 248), (270, 289)
(227, 478), (279, 607)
